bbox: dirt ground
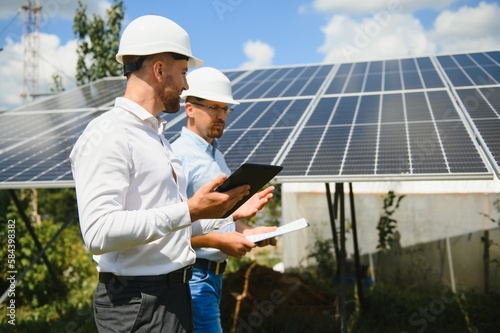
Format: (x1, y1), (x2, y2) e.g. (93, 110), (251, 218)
(220, 263), (336, 333)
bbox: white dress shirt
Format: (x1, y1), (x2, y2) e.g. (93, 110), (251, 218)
(70, 97), (227, 276)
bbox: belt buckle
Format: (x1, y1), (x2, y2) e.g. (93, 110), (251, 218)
(214, 262), (221, 275)
(183, 268), (187, 282)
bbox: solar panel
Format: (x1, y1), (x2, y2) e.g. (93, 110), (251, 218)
(1, 51), (499, 188)
(0, 110), (102, 187)
(454, 87), (500, 173)
(279, 90), (489, 179)
(12, 78), (126, 111)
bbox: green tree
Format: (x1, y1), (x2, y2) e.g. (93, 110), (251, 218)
(73, 0), (125, 85)
(50, 73), (65, 93)
(0, 189), (93, 308)
(376, 191), (405, 252)
(246, 184), (282, 227)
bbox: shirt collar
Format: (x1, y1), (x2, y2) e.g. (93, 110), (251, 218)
(181, 127), (220, 155)
(115, 97), (168, 133)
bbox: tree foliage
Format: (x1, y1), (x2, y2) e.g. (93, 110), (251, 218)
(0, 189), (95, 309)
(73, 0), (125, 85)
(50, 73), (65, 93)
(376, 191), (405, 252)
(246, 184), (282, 227)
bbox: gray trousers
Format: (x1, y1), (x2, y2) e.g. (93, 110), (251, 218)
(93, 272), (194, 333)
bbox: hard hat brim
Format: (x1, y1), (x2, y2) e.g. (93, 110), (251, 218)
(116, 53), (204, 68)
(181, 90), (240, 105)
(188, 56), (204, 68)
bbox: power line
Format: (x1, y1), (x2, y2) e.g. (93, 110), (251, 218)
(0, 10), (22, 40)
(38, 52), (77, 86)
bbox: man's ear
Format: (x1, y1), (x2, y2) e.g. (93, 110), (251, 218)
(185, 102), (195, 117)
(152, 61), (164, 81)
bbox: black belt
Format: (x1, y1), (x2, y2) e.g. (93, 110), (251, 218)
(99, 265), (193, 284)
(194, 258), (227, 275)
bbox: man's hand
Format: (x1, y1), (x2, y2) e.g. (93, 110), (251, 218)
(215, 232), (256, 258)
(188, 174), (250, 221)
(192, 232), (255, 259)
(231, 186), (275, 220)
(242, 226), (278, 247)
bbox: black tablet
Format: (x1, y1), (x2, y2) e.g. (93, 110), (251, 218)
(216, 163), (283, 218)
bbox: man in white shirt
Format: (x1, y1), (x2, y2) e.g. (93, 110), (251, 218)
(69, 15), (252, 333)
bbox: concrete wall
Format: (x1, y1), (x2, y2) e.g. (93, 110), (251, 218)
(366, 228), (500, 293)
(280, 180), (500, 292)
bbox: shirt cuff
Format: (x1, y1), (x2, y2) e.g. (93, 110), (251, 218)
(191, 215), (234, 236)
(158, 201), (192, 232)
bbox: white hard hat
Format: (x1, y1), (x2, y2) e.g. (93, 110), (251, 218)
(116, 15), (203, 68)
(181, 67), (240, 105)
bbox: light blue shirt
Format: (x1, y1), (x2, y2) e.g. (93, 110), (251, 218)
(172, 127), (231, 197)
(172, 126), (235, 262)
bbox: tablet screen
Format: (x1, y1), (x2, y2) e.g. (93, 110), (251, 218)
(216, 163), (283, 218)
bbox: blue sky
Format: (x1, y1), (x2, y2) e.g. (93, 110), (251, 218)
(0, 0), (499, 110)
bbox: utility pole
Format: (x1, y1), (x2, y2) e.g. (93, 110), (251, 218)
(20, 0), (42, 102)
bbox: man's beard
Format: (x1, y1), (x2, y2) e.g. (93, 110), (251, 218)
(159, 74), (181, 114)
(207, 121), (225, 139)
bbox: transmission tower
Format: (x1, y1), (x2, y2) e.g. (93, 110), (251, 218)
(20, 0), (42, 102)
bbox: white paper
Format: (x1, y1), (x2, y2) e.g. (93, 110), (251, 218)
(246, 218), (309, 243)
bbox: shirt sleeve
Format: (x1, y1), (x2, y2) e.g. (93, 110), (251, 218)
(70, 120), (192, 255)
(191, 216), (234, 237)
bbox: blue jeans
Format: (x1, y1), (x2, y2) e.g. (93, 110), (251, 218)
(189, 267), (223, 333)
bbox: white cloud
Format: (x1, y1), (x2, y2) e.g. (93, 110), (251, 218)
(312, 0), (454, 15)
(316, 1), (500, 64)
(0, 38), (24, 108)
(431, 1), (500, 53)
(240, 40), (275, 69)
(38, 33), (78, 89)
(0, 32), (77, 110)
(319, 13), (435, 63)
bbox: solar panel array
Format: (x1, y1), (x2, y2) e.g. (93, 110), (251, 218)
(1, 51), (499, 188)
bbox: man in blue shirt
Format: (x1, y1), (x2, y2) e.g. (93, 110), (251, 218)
(171, 67), (277, 333)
